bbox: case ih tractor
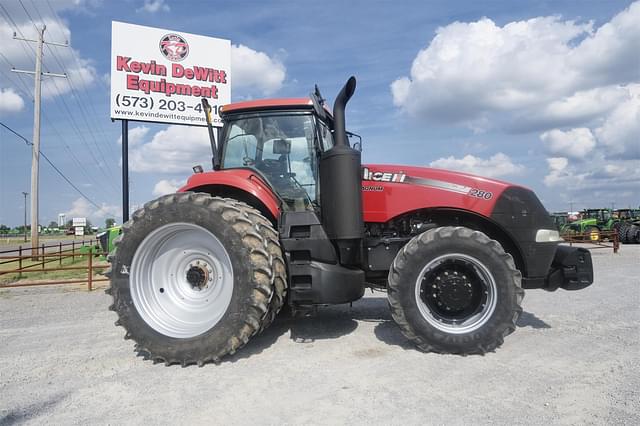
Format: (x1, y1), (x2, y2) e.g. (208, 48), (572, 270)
(107, 77), (593, 366)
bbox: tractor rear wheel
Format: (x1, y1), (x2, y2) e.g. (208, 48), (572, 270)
(387, 226), (523, 354)
(618, 223), (629, 243)
(628, 225), (640, 244)
(106, 193), (286, 366)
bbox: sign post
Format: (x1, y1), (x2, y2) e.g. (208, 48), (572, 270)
(121, 119), (129, 222)
(110, 21), (230, 223)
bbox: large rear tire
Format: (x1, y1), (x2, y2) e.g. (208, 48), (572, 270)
(387, 226), (523, 354)
(618, 223), (629, 244)
(628, 225), (640, 244)
(106, 193), (286, 366)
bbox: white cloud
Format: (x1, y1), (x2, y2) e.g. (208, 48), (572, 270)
(129, 125), (211, 173)
(391, 2), (640, 131)
(231, 44), (286, 96)
(0, 10), (97, 101)
(137, 0), (170, 13)
(520, 86), (628, 131)
(540, 128), (596, 159)
(65, 198), (121, 223)
(543, 155), (640, 191)
(0, 88), (25, 114)
(543, 157), (571, 186)
(152, 179), (183, 196)
(429, 152), (524, 178)
(595, 84), (640, 159)
(392, 2), (639, 206)
(117, 125), (150, 147)
(541, 84), (640, 191)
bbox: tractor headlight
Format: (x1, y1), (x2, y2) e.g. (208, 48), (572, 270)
(536, 229), (563, 242)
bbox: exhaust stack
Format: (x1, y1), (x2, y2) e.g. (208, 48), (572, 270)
(319, 76), (364, 265)
(332, 76), (356, 147)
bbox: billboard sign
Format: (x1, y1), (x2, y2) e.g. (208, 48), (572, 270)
(72, 217), (87, 227)
(110, 21), (231, 127)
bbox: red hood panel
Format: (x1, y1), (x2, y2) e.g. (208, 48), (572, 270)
(362, 164), (521, 222)
(178, 164), (524, 225)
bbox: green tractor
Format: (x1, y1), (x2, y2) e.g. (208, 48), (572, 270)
(614, 209), (640, 244)
(550, 212), (569, 232)
(563, 209), (617, 240)
(96, 226), (122, 256)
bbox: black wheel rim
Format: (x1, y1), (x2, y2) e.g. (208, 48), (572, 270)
(415, 253), (497, 334)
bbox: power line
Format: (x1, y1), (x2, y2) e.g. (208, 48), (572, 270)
(17, 0), (38, 32)
(1, 55), (118, 199)
(0, 121), (103, 210)
(0, 5), (37, 69)
(3, 4), (121, 194)
(44, 45), (122, 180)
(43, 0), (123, 164)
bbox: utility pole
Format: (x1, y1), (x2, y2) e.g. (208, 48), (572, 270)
(22, 192), (28, 242)
(12, 26), (67, 254)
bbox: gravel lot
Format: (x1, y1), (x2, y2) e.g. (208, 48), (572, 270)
(1, 244), (638, 425)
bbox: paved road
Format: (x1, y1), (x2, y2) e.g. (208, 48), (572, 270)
(0, 244), (638, 425)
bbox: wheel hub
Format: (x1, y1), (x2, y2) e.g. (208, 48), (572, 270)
(431, 270), (474, 311)
(185, 261), (212, 291)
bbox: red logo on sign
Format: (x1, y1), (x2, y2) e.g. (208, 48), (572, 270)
(159, 33), (189, 62)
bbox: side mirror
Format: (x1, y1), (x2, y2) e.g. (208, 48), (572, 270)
(347, 131), (362, 152)
(273, 138), (291, 155)
(310, 85), (327, 121)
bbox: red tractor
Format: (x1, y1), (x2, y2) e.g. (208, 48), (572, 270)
(107, 77), (593, 366)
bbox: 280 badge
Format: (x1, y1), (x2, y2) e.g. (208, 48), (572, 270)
(468, 188), (493, 200)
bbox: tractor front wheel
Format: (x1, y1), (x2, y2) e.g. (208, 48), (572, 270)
(585, 225), (600, 241)
(387, 226), (523, 354)
(106, 193), (286, 366)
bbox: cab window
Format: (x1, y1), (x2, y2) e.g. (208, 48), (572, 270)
(221, 114), (318, 211)
(318, 121), (334, 151)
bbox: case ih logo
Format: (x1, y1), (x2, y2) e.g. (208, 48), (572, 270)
(363, 167), (406, 183)
(159, 33), (189, 62)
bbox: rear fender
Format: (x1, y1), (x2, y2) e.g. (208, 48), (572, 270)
(179, 170), (281, 223)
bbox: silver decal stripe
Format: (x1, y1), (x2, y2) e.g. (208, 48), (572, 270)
(404, 176), (472, 195)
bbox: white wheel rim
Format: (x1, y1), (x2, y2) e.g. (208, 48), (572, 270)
(130, 222), (234, 338)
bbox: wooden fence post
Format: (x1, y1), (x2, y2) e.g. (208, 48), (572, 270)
(59, 242), (63, 265)
(18, 245), (22, 278)
(41, 243), (45, 269)
(88, 248), (93, 291)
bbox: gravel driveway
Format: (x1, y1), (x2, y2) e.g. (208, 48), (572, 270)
(1, 244), (638, 425)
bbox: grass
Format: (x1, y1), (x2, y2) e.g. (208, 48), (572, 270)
(0, 235), (96, 245)
(0, 252), (109, 286)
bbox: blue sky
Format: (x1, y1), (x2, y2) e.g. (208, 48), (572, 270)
(1, 0), (638, 227)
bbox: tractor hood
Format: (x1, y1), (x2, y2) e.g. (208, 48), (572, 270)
(361, 163), (533, 222)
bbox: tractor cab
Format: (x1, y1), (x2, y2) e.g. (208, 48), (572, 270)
(583, 209), (612, 222)
(217, 99), (331, 212)
(214, 84), (363, 219)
